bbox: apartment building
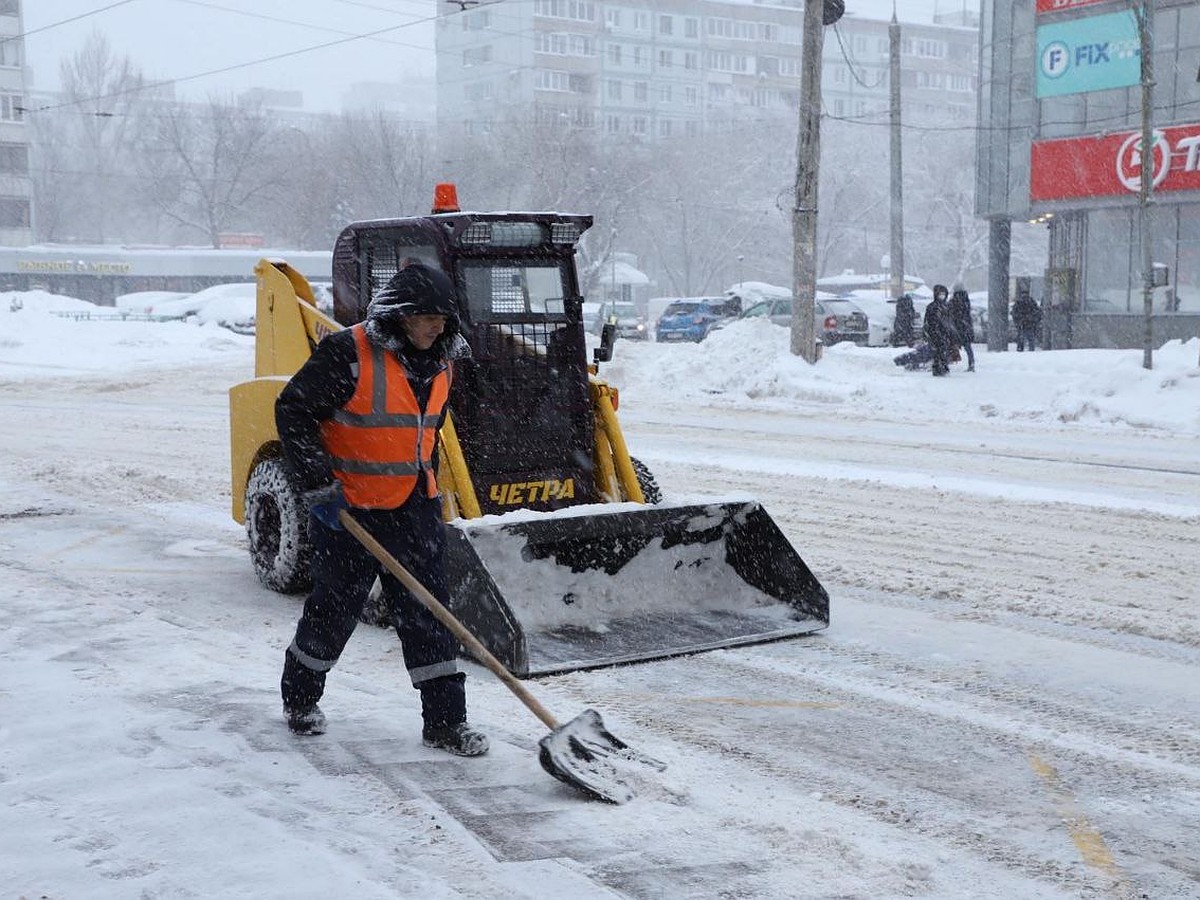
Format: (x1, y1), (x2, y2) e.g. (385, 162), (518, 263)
(0, 0), (32, 245)
(435, 0), (978, 143)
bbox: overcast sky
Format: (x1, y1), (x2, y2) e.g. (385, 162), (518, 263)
(25, 0), (961, 113)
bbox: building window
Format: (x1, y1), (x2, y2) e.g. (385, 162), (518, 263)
(634, 81), (647, 102)
(533, 0), (596, 23)
(632, 116), (647, 135)
(464, 81), (494, 102)
(0, 0), (18, 16)
(684, 86), (697, 106)
(461, 10), (490, 30)
(535, 69), (571, 92)
(608, 43), (622, 64)
(916, 39), (946, 58)
(633, 46), (646, 67)
(633, 11), (648, 31)
(684, 51), (698, 70)
(685, 120), (699, 138)
(462, 45), (492, 66)
(607, 79), (623, 100)
(0, 37), (21, 67)
(659, 119), (672, 137)
(605, 8), (620, 28)
(0, 143), (27, 174)
(0, 94), (23, 122)
(535, 33), (595, 56)
(685, 18), (699, 39)
(607, 114), (621, 133)
(0, 196), (30, 229)
(658, 49), (672, 68)
(658, 84), (672, 103)
(659, 15), (673, 36)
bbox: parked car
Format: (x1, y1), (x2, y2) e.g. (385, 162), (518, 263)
(655, 297), (739, 342)
(737, 295), (870, 346)
(598, 300), (650, 340)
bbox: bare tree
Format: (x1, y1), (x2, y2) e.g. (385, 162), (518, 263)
(332, 109), (435, 222)
(41, 31), (146, 242)
(137, 96), (279, 247)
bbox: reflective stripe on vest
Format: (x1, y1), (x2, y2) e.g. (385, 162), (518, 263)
(320, 325), (451, 508)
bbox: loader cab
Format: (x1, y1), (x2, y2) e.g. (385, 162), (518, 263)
(331, 204), (598, 517)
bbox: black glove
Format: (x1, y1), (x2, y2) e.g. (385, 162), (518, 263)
(304, 482), (347, 530)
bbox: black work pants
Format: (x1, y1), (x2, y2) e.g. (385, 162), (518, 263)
(280, 493), (465, 727)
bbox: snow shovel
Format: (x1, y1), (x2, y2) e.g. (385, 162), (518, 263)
(339, 510), (666, 804)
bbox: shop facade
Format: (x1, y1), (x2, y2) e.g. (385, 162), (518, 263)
(976, 0), (1200, 349)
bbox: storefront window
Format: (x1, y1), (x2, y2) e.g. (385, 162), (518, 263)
(1085, 208), (1134, 311)
(1174, 203), (1200, 312)
(1085, 205), (1194, 312)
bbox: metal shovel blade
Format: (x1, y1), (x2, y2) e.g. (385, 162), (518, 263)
(537, 708), (666, 804)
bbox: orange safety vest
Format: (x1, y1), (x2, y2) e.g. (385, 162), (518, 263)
(320, 325), (451, 509)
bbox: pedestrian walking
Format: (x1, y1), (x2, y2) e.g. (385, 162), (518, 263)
(1012, 288), (1042, 352)
(275, 261), (488, 756)
(949, 285), (976, 371)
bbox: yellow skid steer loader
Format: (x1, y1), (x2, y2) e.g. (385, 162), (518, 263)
(229, 186), (828, 677)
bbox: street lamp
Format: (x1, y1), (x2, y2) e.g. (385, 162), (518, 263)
(737, 254), (744, 289)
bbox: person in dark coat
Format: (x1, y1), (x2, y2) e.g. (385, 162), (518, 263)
(891, 293), (917, 347)
(923, 284), (957, 376)
(949, 285), (975, 371)
(274, 262), (488, 757)
(1011, 288), (1042, 352)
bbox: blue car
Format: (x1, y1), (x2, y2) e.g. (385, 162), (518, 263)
(654, 297), (740, 342)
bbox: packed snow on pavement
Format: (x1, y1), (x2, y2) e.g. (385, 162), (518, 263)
(1, 290), (1198, 898)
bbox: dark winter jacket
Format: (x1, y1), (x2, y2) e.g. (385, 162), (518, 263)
(1011, 293), (1042, 330)
(949, 289), (974, 344)
(891, 294), (917, 346)
(922, 290), (957, 352)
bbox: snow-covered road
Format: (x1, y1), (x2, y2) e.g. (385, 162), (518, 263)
(2, 354), (1198, 898)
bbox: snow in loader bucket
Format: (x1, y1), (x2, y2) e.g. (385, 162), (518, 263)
(443, 499), (829, 677)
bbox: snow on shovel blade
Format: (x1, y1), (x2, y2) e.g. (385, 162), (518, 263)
(444, 499), (830, 677)
(537, 708), (666, 805)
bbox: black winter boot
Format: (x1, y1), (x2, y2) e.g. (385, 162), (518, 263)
(285, 704), (326, 736)
(422, 721), (489, 757)
(419, 672), (488, 756)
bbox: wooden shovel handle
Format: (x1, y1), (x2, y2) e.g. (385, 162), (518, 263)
(339, 509), (561, 731)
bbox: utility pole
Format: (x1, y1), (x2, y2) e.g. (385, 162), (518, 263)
(792, 0), (843, 360)
(1136, 0), (1156, 370)
(889, 6), (904, 303)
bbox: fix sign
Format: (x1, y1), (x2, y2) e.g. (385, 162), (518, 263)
(1030, 122), (1200, 202)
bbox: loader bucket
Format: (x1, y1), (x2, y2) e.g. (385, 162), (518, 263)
(443, 499), (829, 677)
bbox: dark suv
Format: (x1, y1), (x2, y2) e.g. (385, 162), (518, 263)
(655, 297), (741, 342)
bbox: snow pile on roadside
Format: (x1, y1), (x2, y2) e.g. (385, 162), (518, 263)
(603, 317), (1200, 436)
(0, 293), (253, 380)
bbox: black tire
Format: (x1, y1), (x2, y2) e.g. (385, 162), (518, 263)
(245, 458), (312, 594)
(630, 456), (662, 505)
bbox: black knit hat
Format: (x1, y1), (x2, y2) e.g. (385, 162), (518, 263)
(368, 263), (461, 324)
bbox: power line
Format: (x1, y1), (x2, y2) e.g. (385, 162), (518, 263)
(6, 0), (138, 42)
(27, 8), (443, 114)
(168, 0), (432, 54)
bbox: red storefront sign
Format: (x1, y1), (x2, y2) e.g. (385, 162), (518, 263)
(217, 232), (265, 249)
(1030, 123), (1200, 202)
(1036, 0), (1111, 13)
